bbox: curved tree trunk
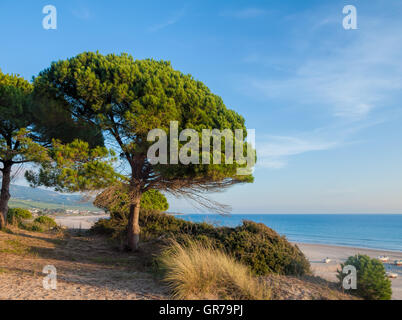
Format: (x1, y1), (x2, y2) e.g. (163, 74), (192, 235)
(127, 195), (142, 251)
(0, 163), (12, 229)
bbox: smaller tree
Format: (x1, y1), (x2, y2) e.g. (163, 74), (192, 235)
(7, 208), (32, 224)
(337, 254), (392, 300)
(0, 70), (50, 228)
(26, 139), (119, 193)
(1, 69), (109, 229)
(94, 185), (169, 220)
(92, 185), (170, 245)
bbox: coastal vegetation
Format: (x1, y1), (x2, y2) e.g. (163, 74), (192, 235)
(337, 254), (392, 300)
(6, 207), (58, 233)
(92, 193), (311, 277)
(1, 53), (262, 300)
(0, 68), (105, 229)
(7, 208), (32, 224)
(1, 53), (389, 301)
(33, 215), (57, 228)
(0, 223), (355, 300)
(28, 52), (255, 251)
(0, 71), (48, 229)
(158, 239), (271, 300)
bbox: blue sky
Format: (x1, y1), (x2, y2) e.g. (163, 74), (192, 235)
(1, 0), (402, 213)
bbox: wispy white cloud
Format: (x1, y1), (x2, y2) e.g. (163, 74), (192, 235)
(246, 14), (402, 121)
(257, 114), (389, 169)
(148, 9), (186, 32)
(240, 7), (402, 173)
(256, 134), (339, 169)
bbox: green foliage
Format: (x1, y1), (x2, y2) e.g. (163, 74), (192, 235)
(217, 221), (311, 276)
(34, 216), (57, 228)
(34, 52), (256, 250)
(0, 71), (50, 165)
(0, 70), (33, 136)
(91, 187), (169, 242)
(141, 189), (169, 211)
(18, 215), (58, 233)
(7, 208), (32, 224)
(92, 211), (311, 276)
(94, 185), (169, 219)
(0, 71), (48, 229)
(0, 69), (111, 230)
(31, 97), (105, 149)
(33, 51), (255, 192)
(26, 139), (120, 192)
(20, 222), (46, 233)
(7, 207), (57, 232)
(337, 255), (392, 300)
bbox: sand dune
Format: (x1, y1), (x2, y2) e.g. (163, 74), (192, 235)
(51, 215), (402, 300)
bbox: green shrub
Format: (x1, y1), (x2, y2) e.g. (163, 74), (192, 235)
(20, 222), (46, 233)
(34, 216), (57, 228)
(7, 208), (32, 224)
(18, 216), (58, 233)
(92, 210), (311, 276)
(216, 221), (310, 276)
(337, 254), (392, 300)
(94, 185), (169, 220)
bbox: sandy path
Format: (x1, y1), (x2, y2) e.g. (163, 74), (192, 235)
(54, 215), (109, 230)
(297, 243), (402, 300)
(0, 228), (167, 300)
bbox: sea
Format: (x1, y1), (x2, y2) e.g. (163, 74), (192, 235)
(175, 214), (402, 252)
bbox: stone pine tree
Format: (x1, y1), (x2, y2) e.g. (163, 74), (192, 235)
(33, 52), (255, 250)
(0, 70), (50, 228)
(0, 69), (112, 229)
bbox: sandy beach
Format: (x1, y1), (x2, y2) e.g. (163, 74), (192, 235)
(297, 243), (402, 300)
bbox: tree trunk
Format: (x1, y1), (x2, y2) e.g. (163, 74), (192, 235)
(0, 163), (12, 229)
(127, 195), (142, 251)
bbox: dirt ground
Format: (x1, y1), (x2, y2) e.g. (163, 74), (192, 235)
(0, 226), (358, 300)
(0, 227), (167, 300)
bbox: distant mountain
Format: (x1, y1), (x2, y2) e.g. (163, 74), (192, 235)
(10, 184), (96, 209)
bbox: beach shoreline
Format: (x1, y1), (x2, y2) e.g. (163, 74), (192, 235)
(296, 242), (402, 300)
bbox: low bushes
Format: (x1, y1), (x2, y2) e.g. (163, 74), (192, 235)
(21, 221), (46, 233)
(34, 216), (57, 228)
(337, 254), (392, 300)
(215, 221), (310, 276)
(94, 186), (169, 217)
(92, 210), (311, 276)
(11, 213), (58, 233)
(158, 240), (271, 300)
(7, 208), (32, 224)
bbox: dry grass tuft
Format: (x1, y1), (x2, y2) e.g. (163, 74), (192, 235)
(159, 240), (271, 300)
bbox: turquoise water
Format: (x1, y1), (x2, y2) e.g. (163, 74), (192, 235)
(175, 214), (402, 252)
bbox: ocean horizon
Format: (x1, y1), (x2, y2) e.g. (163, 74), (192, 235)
(175, 214), (402, 252)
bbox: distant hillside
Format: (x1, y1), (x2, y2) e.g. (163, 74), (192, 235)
(9, 184), (98, 210)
